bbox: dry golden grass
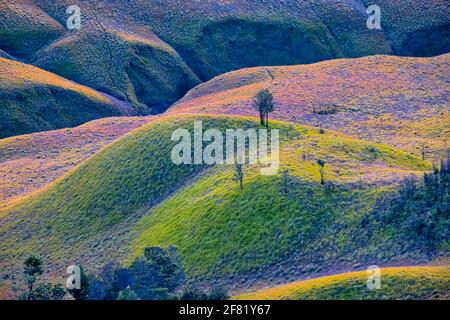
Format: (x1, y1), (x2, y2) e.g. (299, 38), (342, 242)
(234, 266), (450, 300)
(170, 54), (450, 159)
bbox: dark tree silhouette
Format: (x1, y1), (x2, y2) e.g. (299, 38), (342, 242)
(23, 255), (43, 300)
(317, 159), (326, 185)
(252, 89), (274, 128)
(234, 164), (244, 189)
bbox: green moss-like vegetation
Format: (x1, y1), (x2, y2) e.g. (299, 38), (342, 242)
(0, 58), (130, 138)
(33, 26), (200, 114)
(0, 115), (436, 284)
(130, 169), (385, 278)
(0, 2), (64, 58)
(171, 17), (343, 81)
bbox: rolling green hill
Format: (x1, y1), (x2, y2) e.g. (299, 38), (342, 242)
(234, 266), (450, 300)
(0, 116), (152, 205)
(32, 24), (201, 114)
(1, 114), (441, 288)
(0, 0), (448, 301)
(0, 57), (136, 138)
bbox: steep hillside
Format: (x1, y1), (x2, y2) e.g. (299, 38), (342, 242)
(32, 24), (201, 114)
(0, 57), (136, 138)
(170, 54), (450, 160)
(0, 0), (65, 57)
(0, 116), (152, 206)
(1, 1), (448, 114)
(234, 266), (450, 300)
(361, 0), (450, 56)
(0, 114), (438, 288)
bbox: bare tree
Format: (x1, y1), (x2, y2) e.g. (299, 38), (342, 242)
(234, 164), (244, 189)
(420, 143), (427, 161)
(282, 169), (289, 195)
(444, 139), (449, 162)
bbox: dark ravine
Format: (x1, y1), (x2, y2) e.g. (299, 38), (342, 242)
(397, 23), (450, 57)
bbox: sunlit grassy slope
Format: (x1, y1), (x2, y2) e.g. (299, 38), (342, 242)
(0, 114), (435, 284)
(170, 54), (450, 160)
(0, 116), (152, 205)
(234, 266), (450, 300)
(0, 57), (135, 138)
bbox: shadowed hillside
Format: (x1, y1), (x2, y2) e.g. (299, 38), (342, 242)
(361, 0), (450, 57)
(0, 0), (65, 57)
(1, 0), (448, 115)
(0, 58), (136, 138)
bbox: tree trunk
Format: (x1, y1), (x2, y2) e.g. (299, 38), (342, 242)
(28, 283), (33, 300)
(260, 111), (265, 126)
(266, 113), (269, 129)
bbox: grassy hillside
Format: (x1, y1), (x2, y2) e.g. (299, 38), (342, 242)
(234, 266), (450, 300)
(0, 57), (137, 138)
(0, 114), (438, 287)
(32, 24), (201, 114)
(26, 0), (391, 81)
(170, 54), (450, 160)
(0, 1), (64, 57)
(361, 0), (450, 56)
(2, 1), (447, 114)
(0, 116), (151, 206)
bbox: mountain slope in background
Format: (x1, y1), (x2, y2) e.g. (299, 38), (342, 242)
(0, 57), (136, 138)
(1, 0), (448, 115)
(170, 54), (450, 160)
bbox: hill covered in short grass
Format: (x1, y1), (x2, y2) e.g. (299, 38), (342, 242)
(1, 114), (440, 288)
(0, 57), (137, 138)
(0, 0), (65, 57)
(1, 1), (448, 114)
(170, 54), (450, 160)
(234, 266), (450, 300)
(0, 116), (152, 205)
(32, 23), (201, 114)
